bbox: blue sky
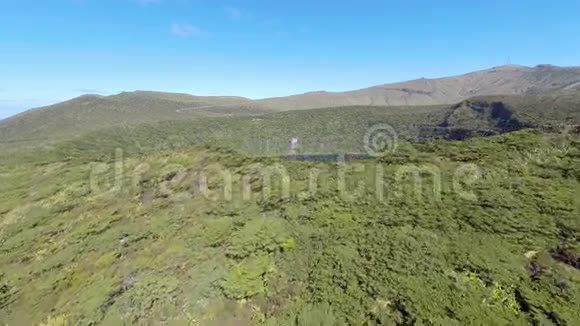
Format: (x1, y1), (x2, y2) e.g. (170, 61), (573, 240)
(1, 0), (580, 119)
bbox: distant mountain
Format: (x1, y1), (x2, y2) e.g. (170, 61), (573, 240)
(47, 90), (580, 160)
(0, 91), (267, 144)
(256, 64), (580, 110)
(1, 64), (579, 145)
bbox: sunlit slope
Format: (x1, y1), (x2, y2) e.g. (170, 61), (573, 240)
(2, 65), (579, 146)
(0, 130), (578, 325)
(52, 91), (580, 159)
(0, 91), (268, 145)
(256, 64), (580, 110)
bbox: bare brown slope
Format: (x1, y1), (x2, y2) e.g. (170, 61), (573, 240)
(256, 64), (580, 110)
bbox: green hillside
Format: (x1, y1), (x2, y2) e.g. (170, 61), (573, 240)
(0, 91), (268, 146)
(0, 88), (579, 325)
(0, 129), (579, 325)
(3, 1), (580, 324)
(47, 91), (580, 161)
(2, 84), (580, 148)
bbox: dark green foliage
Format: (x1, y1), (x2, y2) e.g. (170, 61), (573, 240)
(30, 91), (576, 163)
(3, 90), (579, 156)
(0, 129), (579, 325)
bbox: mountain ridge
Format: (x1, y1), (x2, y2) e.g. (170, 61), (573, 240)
(254, 64), (580, 110)
(1, 64), (580, 144)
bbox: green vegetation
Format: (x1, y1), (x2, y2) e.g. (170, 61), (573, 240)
(43, 90), (580, 161)
(1, 87), (579, 324)
(0, 91), (268, 146)
(2, 86), (579, 149)
(1, 128), (578, 325)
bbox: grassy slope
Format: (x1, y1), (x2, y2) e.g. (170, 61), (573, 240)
(0, 130), (579, 325)
(51, 105), (450, 159)
(2, 65), (580, 146)
(0, 90), (579, 325)
(0, 91), (268, 146)
(49, 90), (580, 160)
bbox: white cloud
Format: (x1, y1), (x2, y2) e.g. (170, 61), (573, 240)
(170, 23), (209, 38)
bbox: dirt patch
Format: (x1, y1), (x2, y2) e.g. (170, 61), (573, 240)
(549, 246), (580, 269)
